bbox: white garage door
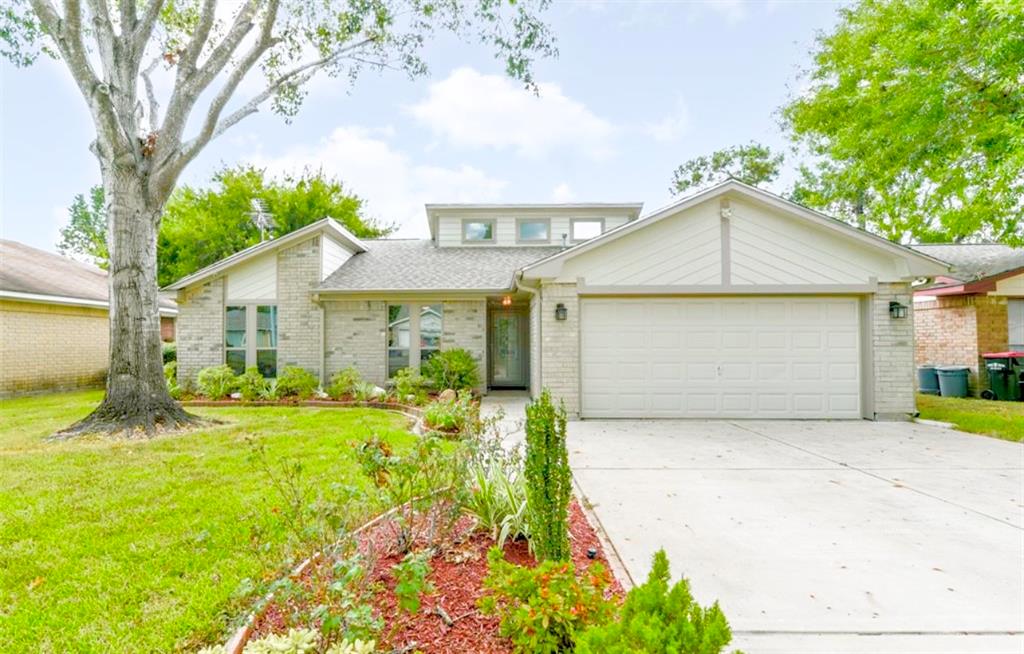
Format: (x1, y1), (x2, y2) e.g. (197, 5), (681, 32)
(580, 297), (862, 419)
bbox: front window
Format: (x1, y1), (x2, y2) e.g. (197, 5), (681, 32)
(419, 304), (442, 365)
(517, 219), (550, 243)
(388, 304), (411, 378)
(571, 218), (604, 242)
(387, 303), (444, 377)
(256, 305), (278, 378)
(462, 220), (495, 242)
(225, 304), (278, 377)
(225, 306), (247, 375)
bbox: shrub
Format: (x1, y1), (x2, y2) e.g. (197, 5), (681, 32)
(351, 381), (380, 402)
(576, 549), (739, 654)
(480, 547), (616, 654)
(162, 341), (176, 364)
(390, 367), (429, 405)
(422, 390), (478, 434)
(241, 627), (319, 654)
(196, 364), (238, 400)
(465, 460), (528, 548)
(238, 367), (273, 402)
(163, 361), (182, 400)
(392, 550), (434, 615)
(327, 366), (362, 399)
(422, 348), (479, 391)
(274, 366), (319, 400)
(524, 389), (571, 561)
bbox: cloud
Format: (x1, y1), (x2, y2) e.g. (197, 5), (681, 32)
(251, 126), (506, 237)
(643, 97), (690, 142)
(551, 183), (575, 203)
(407, 67), (615, 159)
(704, 0), (748, 23)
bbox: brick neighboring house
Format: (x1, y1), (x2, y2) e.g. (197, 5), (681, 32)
(167, 180), (948, 420)
(0, 240), (178, 396)
(911, 244), (1024, 395)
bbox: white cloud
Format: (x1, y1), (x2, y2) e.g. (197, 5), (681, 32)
(644, 97), (690, 142)
(408, 67), (615, 159)
(705, 0), (748, 23)
(551, 182), (575, 203)
(250, 126), (506, 237)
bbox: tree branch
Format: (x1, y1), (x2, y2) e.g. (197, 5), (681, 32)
(131, 0), (165, 60)
(140, 55), (162, 132)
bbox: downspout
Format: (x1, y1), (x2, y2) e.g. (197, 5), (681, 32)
(313, 292), (326, 387)
(515, 272), (540, 398)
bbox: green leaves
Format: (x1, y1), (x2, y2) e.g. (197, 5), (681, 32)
(391, 550), (434, 614)
(57, 186), (108, 268)
(523, 389), (571, 562)
(670, 143), (784, 196)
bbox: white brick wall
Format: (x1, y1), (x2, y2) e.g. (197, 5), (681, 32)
(872, 282), (916, 419)
(324, 300), (387, 385)
(442, 299), (487, 392)
(277, 237), (322, 377)
(176, 278), (225, 384)
(538, 283), (580, 416)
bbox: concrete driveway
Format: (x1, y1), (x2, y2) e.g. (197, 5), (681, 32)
(570, 420), (1024, 653)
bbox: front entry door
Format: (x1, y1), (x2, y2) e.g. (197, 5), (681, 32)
(490, 311), (527, 388)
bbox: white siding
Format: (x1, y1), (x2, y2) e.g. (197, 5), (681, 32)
(226, 252), (276, 300)
(1009, 299), (1024, 350)
(436, 213), (634, 247)
(993, 271), (1024, 296)
(321, 235), (353, 281)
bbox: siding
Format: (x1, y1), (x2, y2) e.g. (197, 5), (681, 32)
(436, 213), (632, 247)
(993, 271), (1024, 296)
(226, 252), (276, 300)
(321, 236), (353, 281)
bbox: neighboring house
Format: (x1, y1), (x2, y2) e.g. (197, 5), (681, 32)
(911, 243), (1024, 394)
(0, 240), (178, 396)
(167, 180), (947, 420)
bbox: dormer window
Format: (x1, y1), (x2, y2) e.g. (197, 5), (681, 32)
(517, 218), (550, 243)
(571, 218), (604, 242)
(462, 219), (495, 243)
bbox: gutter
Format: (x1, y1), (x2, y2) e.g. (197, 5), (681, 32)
(0, 289), (178, 315)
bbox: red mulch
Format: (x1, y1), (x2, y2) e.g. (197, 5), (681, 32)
(250, 498), (622, 653)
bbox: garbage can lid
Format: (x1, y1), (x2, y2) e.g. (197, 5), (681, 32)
(936, 366), (970, 371)
(982, 351), (1024, 358)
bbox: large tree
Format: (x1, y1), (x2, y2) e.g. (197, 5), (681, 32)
(783, 0), (1024, 244)
(669, 142), (784, 196)
(2, 0), (554, 436)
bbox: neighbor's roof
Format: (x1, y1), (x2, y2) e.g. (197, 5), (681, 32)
(910, 244), (1024, 282)
(318, 240), (560, 292)
(0, 239), (176, 313)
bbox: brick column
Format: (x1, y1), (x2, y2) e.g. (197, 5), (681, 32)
(176, 278), (225, 384)
(277, 237), (322, 377)
(873, 283), (916, 419)
(539, 283), (580, 417)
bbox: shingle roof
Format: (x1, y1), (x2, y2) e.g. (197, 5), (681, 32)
(0, 239), (176, 310)
(910, 244), (1024, 282)
(318, 240), (561, 292)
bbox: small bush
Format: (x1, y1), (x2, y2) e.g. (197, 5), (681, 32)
(196, 364), (238, 400)
(480, 547), (615, 654)
(422, 348), (479, 391)
(238, 366), (273, 402)
(576, 549), (739, 654)
(392, 550), (434, 615)
(524, 389), (571, 561)
(163, 361), (182, 400)
(327, 366), (362, 399)
(274, 366), (319, 400)
(465, 461), (529, 548)
(390, 367), (429, 405)
(351, 381), (380, 402)
(162, 341), (176, 364)
(423, 390), (478, 434)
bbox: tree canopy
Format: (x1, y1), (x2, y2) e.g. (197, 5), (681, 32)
(58, 186), (109, 268)
(783, 0), (1024, 244)
(670, 142), (784, 196)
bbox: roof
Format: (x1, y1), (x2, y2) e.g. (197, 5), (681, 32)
(318, 240), (560, 292)
(163, 218), (366, 291)
(0, 240), (176, 313)
(424, 202), (644, 241)
(910, 244), (1024, 282)
(521, 179), (950, 279)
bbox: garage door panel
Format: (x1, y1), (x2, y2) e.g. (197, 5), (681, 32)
(581, 297), (862, 419)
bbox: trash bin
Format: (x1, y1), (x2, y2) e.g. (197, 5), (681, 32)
(981, 352), (1024, 401)
(936, 366), (970, 398)
(917, 366), (940, 395)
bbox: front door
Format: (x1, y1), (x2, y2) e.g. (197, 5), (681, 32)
(489, 310), (528, 388)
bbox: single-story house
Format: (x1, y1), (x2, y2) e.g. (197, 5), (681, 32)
(0, 240), (177, 396)
(911, 243), (1024, 394)
(167, 180), (948, 420)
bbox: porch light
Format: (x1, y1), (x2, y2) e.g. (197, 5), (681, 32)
(555, 303), (568, 321)
(889, 300), (908, 320)
(501, 295), (513, 307)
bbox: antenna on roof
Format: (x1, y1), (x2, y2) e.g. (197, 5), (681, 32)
(248, 199), (275, 241)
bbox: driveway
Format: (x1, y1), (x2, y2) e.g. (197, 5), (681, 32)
(569, 420), (1024, 653)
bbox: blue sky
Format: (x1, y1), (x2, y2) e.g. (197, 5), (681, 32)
(0, 1), (843, 252)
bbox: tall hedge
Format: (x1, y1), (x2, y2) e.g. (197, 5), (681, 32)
(524, 389), (571, 561)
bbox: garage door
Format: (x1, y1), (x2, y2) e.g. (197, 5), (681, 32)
(580, 297), (862, 419)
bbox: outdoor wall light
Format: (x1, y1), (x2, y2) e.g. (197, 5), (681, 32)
(889, 301), (908, 320)
(555, 303), (568, 321)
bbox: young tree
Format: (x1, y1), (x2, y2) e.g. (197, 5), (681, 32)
(669, 142), (784, 196)
(783, 0), (1024, 244)
(58, 185), (109, 267)
(2, 0), (555, 436)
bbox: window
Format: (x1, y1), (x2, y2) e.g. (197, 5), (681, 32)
(225, 304), (278, 377)
(1010, 299), (1024, 350)
(387, 303), (444, 377)
(462, 219), (495, 242)
(517, 219), (550, 243)
(571, 218), (604, 242)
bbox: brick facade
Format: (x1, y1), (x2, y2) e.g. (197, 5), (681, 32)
(872, 283), (916, 418)
(538, 283), (581, 416)
(914, 294), (1009, 395)
(442, 299), (487, 392)
(176, 278), (225, 384)
(0, 300), (109, 396)
(324, 300), (387, 385)
(277, 237), (323, 377)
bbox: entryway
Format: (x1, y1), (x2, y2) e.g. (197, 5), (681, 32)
(488, 302), (529, 389)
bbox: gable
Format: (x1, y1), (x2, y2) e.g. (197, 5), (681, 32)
(226, 252), (276, 300)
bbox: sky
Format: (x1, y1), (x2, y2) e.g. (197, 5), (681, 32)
(0, 0), (845, 253)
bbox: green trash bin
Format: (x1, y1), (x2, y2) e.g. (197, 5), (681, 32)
(981, 352), (1024, 401)
(936, 366), (970, 398)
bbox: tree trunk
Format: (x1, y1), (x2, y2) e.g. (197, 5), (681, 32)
(56, 168), (199, 438)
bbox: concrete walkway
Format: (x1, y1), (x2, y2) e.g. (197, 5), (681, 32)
(569, 419), (1024, 653)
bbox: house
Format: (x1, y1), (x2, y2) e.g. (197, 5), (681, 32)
(910, 243), (1024, 394)
(167, 180), (948, 420)
(0, 240), (178, 396)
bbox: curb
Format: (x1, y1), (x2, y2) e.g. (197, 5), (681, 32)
(571, 476), (635, 590)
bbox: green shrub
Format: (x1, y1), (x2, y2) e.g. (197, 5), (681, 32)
(162, 341), (176, 364)
(524, 389), (571, 561)
(576, 550), (739, 654)
(480, 547), (615, 654)
(238, 366), (273, 402)
(390, 367), (429, 405)
(163, 361), (182, 400)
(351, 381), (380, 402)
(274, 366), (319, 400)
(422, 348), (479, 391)
(465, 461), (528, 548)
(196, 364), (238, 400)
(392, 550), (434, 615)
(327, 366), (362, 399)
(423, 390), (478, 434)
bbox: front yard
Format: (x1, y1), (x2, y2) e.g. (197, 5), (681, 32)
(917, 393), (1024, 442)
(0, 391), (415, 653)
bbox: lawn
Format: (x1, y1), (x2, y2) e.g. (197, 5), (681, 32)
(0, 391), (416, 653)
(917, 393), (1024, 443)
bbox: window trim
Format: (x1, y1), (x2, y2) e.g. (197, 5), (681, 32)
(461, 218), (496, 244)
(570, 217), (605, 243)
(515, 218), (551, 244)
(385, 302), (445, 378)
(224, 302), (278, 377)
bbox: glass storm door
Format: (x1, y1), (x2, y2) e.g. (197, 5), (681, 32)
(490, 312), (527, 388)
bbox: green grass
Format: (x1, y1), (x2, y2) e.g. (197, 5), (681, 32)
(0, 391), (416, 653)
(917, 393), (1024, 443)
